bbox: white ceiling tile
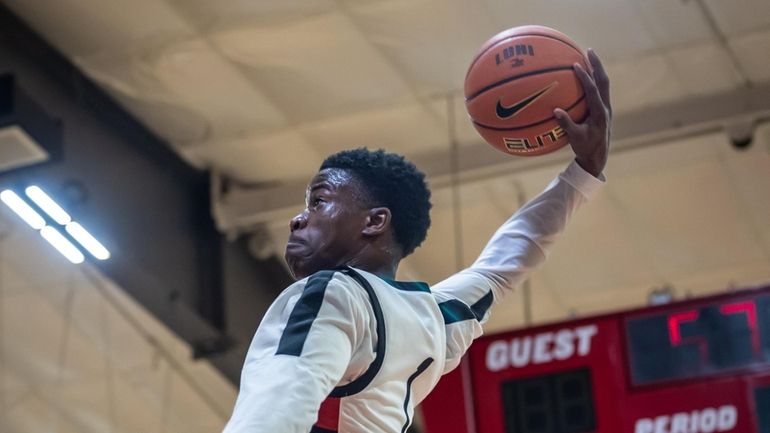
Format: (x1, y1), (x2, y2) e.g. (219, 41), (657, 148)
(75, 39), (288, 146)
(425, 94), (488, 148)
(348, 0), (497, 95)
(213, 12), (414, 122)
(483, 0), (657, 61)
(300, 103), (448, 157)
(2, 395), (73, 433)
(666, 42), (744, 96)
(603, 54), (687, 114)
(704, 0), (770, 36)
(2, 0), (196, 57)
(728, 30), (770, 83)
(628, 0), (714, 48)
(74, 54), (209, 145)
(167, 0), (337, 30)
(150, 39), (288, 139)
(193, 131), (322, 183)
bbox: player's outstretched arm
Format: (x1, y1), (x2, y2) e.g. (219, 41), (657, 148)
(432, 51), (610, 348)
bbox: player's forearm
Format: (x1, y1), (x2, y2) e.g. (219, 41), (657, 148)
(470, 160), (603, 292)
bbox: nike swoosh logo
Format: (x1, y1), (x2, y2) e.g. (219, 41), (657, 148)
(495, 82), (558, 119)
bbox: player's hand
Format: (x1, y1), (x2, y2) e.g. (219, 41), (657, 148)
(553, 49), (611, 178)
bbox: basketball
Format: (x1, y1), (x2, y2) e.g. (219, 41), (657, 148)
(465, 25), (590, 156)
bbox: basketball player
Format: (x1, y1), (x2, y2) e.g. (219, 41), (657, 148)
(223, 49), (611, 433)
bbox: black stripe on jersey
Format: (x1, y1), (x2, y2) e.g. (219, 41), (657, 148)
(401, 357), (434, 433)
(439, 290), (493, 324)
(329, 267), (386, 397)
(310, 427), (336, 433)
(276, 270), (336, 356)
(471, 290), (494, 320)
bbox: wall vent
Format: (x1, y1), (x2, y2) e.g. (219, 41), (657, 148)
(0, 125), (48, 173)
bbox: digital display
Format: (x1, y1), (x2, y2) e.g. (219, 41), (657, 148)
(501, 368), (596, 433)
(626, 294), (770, 385)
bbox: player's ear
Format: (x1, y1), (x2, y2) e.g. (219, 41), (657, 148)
(362, 207), (391, 236)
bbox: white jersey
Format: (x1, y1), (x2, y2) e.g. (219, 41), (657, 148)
(223, 160), (604, 433)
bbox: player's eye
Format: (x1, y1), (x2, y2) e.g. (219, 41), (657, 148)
(311, 197), (325, 207)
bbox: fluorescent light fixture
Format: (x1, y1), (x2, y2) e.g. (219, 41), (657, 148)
(40, 226), (84, 264)
(0, 189), (46, 229)
(65, 222), (110, 260)
(25, 186), (71, 225)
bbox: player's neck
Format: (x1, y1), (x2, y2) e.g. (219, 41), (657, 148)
(345, 245), (401, 280)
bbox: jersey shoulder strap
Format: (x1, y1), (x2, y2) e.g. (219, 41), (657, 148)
(328, 267), (386, 397)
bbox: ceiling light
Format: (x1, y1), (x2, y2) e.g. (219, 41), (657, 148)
(65, 222), (110, 260)
(25, 185), (71, 225)
(0, 189), (46, 229)
(40, 226), (84, 264)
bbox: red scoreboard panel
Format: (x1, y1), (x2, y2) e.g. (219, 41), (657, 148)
(421, 284), (770, 433)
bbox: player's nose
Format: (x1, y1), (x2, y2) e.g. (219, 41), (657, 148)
(289, 211), (308, 232)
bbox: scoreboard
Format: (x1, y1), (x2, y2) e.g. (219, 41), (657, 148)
(421, 284), (770, 433)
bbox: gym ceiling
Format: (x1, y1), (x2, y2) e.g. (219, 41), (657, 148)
(0, 2), (768, 431)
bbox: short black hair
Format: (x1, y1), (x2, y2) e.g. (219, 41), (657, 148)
(320, 148), (431, 257)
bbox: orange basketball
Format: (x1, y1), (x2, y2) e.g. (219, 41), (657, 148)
(465, 25), (589, 156)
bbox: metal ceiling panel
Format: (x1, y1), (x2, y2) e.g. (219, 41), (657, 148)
(604, 54), (688, 114)
(148, 38), (288, 139)
(166, 0), (337, 30)
(629, 0), (714, 49)
(76, 40), (288, 146)
(666, 42), (744, 96)
(704, 0), (770, 36)
(300, 102), (449, 157)
(729, 30), (770, 83)
(191, 129), (322, 182)
(483, 0), (657, 60)
(213, 12), (415, 123)
(1, 0), (194, 57)
(348, 0), (496, 96)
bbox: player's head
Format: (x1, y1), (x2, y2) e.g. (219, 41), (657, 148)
(285, 148), (432, 279)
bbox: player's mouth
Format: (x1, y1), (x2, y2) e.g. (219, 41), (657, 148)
(285, 236), (310, 255)
(285, 242), (305, 251)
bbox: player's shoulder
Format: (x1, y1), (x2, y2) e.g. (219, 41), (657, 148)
(292, 268), (369, 303)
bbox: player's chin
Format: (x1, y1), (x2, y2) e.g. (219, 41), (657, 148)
(284, 251), (314, 280)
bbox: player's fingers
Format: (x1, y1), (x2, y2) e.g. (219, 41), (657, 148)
(573, 63), (606, 127)
(587, 49), (611, 116)
(554, 108), (581, 135)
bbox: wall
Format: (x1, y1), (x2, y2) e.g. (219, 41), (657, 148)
(0, 5), (292, 384)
